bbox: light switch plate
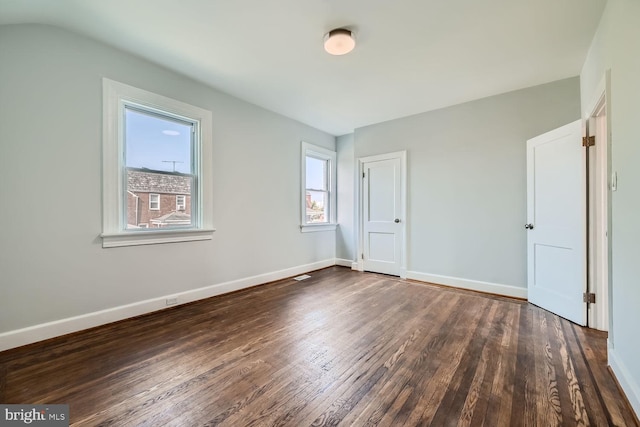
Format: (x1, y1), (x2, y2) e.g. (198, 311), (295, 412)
(611, 172), (618, 191)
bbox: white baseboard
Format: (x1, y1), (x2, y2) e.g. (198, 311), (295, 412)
(334, 258), (360, 270)
(405, 271), (528, 299)
(0, 258), (335, 352)
(335, 258), (354, 268)
(609, 348), (640, 419)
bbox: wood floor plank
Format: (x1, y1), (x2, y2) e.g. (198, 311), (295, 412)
(405, 297), (492, 425)
(336, 290), (453, 426)
(532, 308), (562, 427)
(482, 302), (520, 427)
(426, 300), (498, 425)
(572, 325), (638, 426)
(389, 294), (474, 425)
(561, 318), (611, 426)
(554, 315), (591, 426)
(1, 267), (637, 427)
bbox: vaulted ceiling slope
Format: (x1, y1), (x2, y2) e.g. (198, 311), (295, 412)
(0, 0), (607, 135)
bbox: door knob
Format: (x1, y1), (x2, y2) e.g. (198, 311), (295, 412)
(394, 218), (400, 223)
(524, 223), (534, 230)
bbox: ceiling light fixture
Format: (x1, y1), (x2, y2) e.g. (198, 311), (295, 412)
(323, 28), (355, 56)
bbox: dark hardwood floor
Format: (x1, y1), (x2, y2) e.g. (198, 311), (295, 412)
(1, 267), (637, 426)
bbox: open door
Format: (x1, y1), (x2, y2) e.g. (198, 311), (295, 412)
(526, 120), (586, 325)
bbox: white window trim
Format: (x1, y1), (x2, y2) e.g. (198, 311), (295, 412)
(149, 193), (160, 211)
(301, 141), (337, 233)
(102, 78), (215, 248)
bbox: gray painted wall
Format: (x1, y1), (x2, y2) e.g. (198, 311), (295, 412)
(353, 78), (581, 288)
(0, 24), (336, 334)
(336, 133), (355, 261)
(580, 0), (640, 415)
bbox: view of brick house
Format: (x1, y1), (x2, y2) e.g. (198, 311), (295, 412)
(126, 168), (192, 228)
(305, 193), (326, 223)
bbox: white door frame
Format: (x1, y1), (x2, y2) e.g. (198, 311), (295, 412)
(356, 151), (407, 278)
(584, 71), (611, 332)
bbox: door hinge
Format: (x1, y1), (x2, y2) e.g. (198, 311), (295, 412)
(583, 292), (596, 304)
(362, 172), (365, 178)
(582, 136), (595, 147)
(361, 253), (364, 260)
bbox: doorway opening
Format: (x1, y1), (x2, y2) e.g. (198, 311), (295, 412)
(586, 73), (610, 332)
(526, 74), (610, 331)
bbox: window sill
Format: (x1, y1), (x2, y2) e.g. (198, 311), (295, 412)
(101, 228), (216, 248)
(300, 223), (337, 233)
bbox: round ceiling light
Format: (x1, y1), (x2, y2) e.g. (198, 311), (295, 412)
(323, 28), (355, 56)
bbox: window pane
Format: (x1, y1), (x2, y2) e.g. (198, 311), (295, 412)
(124, 107), (194, 230)
(149, 194), (160, 210)
(306, 156), (327, 190)
(305, 190), (328, 223)
(125, 108), (192, 173)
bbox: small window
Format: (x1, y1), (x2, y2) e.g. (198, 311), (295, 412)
(102, 79), (215, 248)
(301, 142), (336, 232)
(149, 194), (160, 210)
(305, 156), (329, 223)
(176, 195), (186, 211)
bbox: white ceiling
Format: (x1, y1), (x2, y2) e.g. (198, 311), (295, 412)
(0, 0), (607, 136)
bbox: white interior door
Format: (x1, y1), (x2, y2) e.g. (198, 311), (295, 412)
(527, 120), (586, 325)
(361, 152), (405, 276)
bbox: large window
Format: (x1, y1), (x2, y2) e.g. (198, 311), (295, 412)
(124, 106), (194, 228)
(301, 142), (336, 232)
(102, 79), (214, 247)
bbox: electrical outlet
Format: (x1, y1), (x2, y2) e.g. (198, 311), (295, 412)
(166, 298), (178, 306)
